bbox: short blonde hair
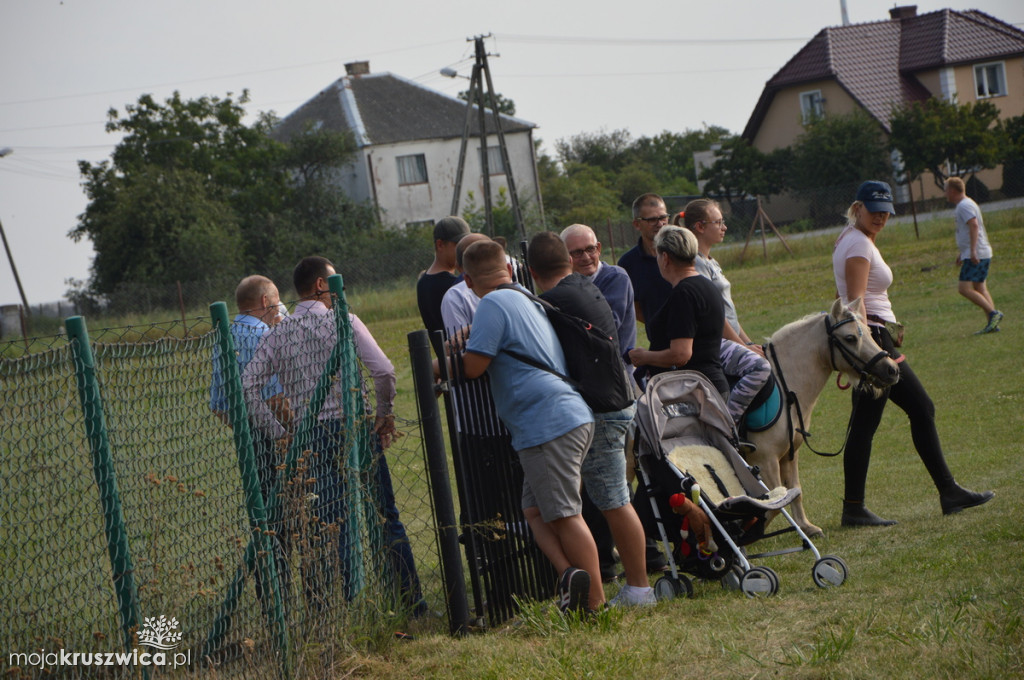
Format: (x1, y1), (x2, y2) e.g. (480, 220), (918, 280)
(945, 177), (966, 194)
(654, 225), (698, 264)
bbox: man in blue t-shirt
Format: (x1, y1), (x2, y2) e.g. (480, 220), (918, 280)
(459, 239), (602, 613)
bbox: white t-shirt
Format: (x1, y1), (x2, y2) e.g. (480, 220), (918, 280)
(832, 225), (896, 324)
(954, 197), (993, 260)
(695, 253), (741, 336)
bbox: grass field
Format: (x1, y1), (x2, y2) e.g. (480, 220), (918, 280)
(345, 208), (1024, 679)
(4, 208), (1021, 678)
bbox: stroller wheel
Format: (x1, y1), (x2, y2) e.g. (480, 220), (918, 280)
(721, 564), (744, 591)
(654, 574), (693, 600)
(812, 555), (848, 589)
(740, 566), (779, 598)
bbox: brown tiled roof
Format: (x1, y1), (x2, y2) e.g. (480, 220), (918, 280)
(742, 8), (1024, 140)
(273, 72), (534, 147)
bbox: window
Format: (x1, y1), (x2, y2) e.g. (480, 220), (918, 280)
(800, 90), (825, 123)
(974, 62), (1006, 98)
(478, 145), (506, 175)
(396, 154), (428, 185)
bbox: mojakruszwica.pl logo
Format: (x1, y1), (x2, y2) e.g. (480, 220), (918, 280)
(8, 615), (192, 671)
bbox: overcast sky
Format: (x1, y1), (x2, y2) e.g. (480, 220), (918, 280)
(1, 0), (1020, 305)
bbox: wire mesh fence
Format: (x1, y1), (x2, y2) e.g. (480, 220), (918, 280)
(0, 280), (442, 679)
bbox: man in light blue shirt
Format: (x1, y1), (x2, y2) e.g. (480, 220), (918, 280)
(459, 239), (602, 613)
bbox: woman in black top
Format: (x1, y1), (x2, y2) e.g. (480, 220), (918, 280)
(628, 225), (728, 398)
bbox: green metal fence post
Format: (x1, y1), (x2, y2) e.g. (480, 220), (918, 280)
(208, 302), (290, 674)
(65, 316), (143, 659)
(329, 274), (371, 595)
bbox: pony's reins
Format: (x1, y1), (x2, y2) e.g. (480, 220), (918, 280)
(766, 313), (890, 460)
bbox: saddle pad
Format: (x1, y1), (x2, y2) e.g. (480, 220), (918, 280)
(667, 444), (746, 504)
(744, 380), (782, 432)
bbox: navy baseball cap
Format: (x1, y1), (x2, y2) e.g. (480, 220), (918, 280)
(855, 180), (895, 215)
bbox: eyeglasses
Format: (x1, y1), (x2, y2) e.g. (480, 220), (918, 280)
(700, 218), (726, 227)
(637, 214), (670, 224)
(568, 244), (599, 259)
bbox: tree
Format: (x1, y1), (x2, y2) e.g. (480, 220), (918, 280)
(555, 129), (635, 174)
(787, 110), (891, 223)
(71, 91), (363, 297)
(457, 89), (516, 116)
(699, 137), (788, 203)
(998, 114), (1024, 197)
(631, 127), (733, 189)
(889, 97), (1002, 190)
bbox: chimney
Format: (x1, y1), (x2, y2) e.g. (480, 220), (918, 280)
(889, 6), (917, 20)
(345, 61), (370, 77)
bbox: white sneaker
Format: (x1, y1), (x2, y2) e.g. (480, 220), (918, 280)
(608, 585), (656, 607)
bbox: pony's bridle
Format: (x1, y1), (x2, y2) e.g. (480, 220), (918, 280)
(764, 312), (891, 461)
(823, 314), (891, 385)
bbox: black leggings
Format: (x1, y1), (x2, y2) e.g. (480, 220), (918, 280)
(843, 326), (955, 502)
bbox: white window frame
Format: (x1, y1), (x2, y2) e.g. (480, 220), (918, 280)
(974, 61), (1007, 99)
(396, 154), (428, 185)
(799, 90), (825, 124)
(478, 145), (506, 175)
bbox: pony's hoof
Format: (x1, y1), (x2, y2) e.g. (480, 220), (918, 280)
(803, 524), (824, 538)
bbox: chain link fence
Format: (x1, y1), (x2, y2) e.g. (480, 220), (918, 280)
(1, 281), (442, 679)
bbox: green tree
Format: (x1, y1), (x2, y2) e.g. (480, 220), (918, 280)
(700, 138), (788, 203)
(631, 127), (733, 189)
(72, 91), (363, 297)
(889, 97), (1002, 190)
(788, 110), (891, 223)
(555, 129), (635, 174)
(457, 89), (516, 116)
(998, 114), (1024, 197)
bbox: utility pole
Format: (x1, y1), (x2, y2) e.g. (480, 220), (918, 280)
(447, 35), (526, 239)
(0, 147), (31, 328)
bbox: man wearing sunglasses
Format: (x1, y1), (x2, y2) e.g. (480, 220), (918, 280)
(617, 193), (673, 328)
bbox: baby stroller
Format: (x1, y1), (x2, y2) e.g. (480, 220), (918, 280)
(632, 370), (848, 598)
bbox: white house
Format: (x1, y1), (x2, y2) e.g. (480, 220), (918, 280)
(273, 61), (543, 229)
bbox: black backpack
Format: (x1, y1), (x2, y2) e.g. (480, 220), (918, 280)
(499, 285), (634, 413)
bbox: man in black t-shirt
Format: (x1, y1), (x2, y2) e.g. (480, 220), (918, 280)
(416, 216), (470, 356)
(526, 232), (656, 607)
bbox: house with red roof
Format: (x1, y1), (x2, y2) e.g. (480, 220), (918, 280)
(742, 5), (1024, 206)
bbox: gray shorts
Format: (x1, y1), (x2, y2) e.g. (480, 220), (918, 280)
(519, 422), (594, 522)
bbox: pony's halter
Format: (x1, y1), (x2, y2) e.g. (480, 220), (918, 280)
(823, 314), (890, 382)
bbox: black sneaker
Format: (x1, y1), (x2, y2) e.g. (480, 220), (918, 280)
(557, 567), (590, 614)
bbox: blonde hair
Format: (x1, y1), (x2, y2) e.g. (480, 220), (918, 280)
(845, 201), (863, 223)
(654, 225), (699, 264)
(945, 177), (966, 194)
(682, 198), (720, 232)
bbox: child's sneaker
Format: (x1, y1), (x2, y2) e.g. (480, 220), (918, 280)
(977, 310), (1004, 334)
(557, 567), (590, 614)
(608, 585), (657, 607)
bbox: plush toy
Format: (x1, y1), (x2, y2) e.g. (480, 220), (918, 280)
(669, 487), (717, 555)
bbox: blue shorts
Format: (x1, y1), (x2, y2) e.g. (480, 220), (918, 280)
(959, 258), (991, 282)
(580, 404), (636, 512)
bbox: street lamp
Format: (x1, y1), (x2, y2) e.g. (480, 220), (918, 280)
(0, 146), (31, 325)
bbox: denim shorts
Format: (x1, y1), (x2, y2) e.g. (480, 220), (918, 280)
(959, 258), (991, 282)
(580, 403), (636, 512)
(519, 422), (594, 522)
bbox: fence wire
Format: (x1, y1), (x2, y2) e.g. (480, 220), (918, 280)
(1, 290), (442, 679)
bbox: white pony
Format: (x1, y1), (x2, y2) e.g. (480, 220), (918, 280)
(744, 298), (899, 537)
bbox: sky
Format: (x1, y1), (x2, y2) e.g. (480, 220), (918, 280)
(1, 0), (1021, 306)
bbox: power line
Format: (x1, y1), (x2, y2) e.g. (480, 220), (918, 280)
(494, 32), (811, 46)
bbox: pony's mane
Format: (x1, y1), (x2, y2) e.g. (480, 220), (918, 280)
(768, 311), (828, 344)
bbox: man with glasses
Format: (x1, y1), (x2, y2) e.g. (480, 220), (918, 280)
(617, 193), (673, 327)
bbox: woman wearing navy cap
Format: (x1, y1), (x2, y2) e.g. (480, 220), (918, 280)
(833, 180), (993, 526)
